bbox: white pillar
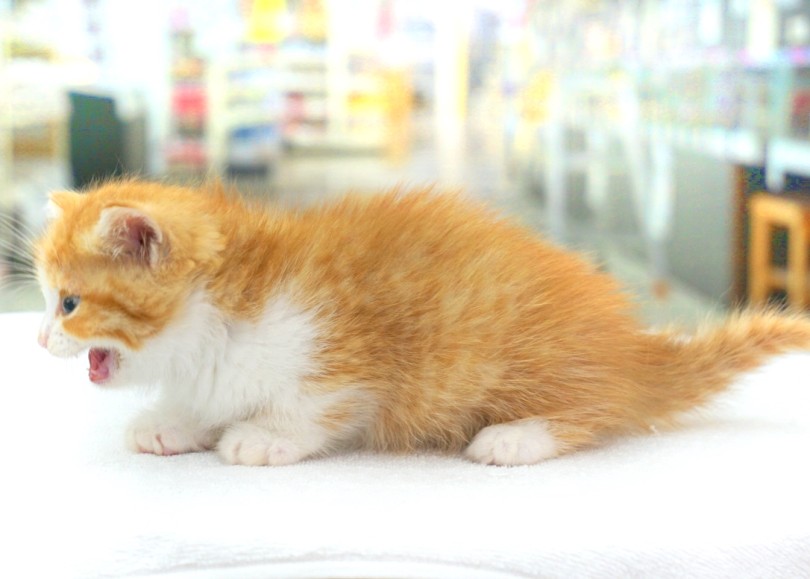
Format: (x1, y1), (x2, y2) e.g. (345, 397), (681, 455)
(433, 2), (470, 187)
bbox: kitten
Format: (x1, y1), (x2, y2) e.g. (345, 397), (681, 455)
(35, 180), (810, 466)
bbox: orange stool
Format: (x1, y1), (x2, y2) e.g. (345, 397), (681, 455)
(748, 192), (810, 309)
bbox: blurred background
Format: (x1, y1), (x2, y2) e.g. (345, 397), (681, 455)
(3, 0), (810, 327)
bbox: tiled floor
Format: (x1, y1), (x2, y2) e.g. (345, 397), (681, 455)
(0, 117), (719, 330)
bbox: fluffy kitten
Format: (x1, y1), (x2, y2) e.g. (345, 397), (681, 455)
(35, 180), (810, 466)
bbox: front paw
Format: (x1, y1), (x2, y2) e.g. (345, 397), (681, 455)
(218, 423), (306, 466)
(126, 412), (217, 456)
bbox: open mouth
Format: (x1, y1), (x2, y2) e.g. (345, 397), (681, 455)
(88, 348), (119, 384)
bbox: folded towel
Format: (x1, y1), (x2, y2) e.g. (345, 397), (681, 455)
(2, 312), (810, 578)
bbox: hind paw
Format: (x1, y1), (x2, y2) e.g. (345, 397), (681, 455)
(465, 419), (559, 466)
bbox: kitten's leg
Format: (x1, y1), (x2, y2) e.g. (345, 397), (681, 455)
(217, 420), (332, 466)
(218, 390), (374, 466)
(127, 407), (219, 456)
(464, 418), (593, 466)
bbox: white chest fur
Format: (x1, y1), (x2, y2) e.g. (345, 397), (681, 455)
(138, 290), (322, 428)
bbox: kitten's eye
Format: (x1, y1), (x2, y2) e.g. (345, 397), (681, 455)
(62, 295), (80, 315)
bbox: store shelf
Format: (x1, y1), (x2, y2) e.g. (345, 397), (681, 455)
(207, 52), (282, 175)
(643, 124), (766, 165)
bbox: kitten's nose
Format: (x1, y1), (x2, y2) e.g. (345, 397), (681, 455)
(38, 330), (49, 349)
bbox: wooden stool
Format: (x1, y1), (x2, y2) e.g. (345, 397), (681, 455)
(748, 192), (810, 309)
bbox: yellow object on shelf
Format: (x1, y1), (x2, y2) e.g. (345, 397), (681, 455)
(247, 0), (287, 44)
(521, 69), (555, 124)
(297, 0), (328, 41)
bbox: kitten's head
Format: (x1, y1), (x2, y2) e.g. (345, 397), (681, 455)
(34, 181), (224, 386)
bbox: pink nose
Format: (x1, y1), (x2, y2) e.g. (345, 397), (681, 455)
(38, 331), (49, 349)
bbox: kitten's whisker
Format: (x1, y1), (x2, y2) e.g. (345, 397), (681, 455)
(0, 229), (39, 253)
(2, 232), (40, 253)
(0, 225), (37, 249)
(0, 281), (32, 295)
(0, 222), (42, 261)
(0, 255), (34, 275)
(0, 264), (38, 281)
(0, 211), (44, 240)
(0, 279), (38, 300)
(0, 237), (36, 256)
(1, 270), (38, 284)
(0, 253), (36, 274)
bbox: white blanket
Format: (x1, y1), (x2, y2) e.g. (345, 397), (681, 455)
(2, 311), (810, 578)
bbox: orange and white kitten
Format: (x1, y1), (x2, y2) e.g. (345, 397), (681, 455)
(35, 180), (810, 466)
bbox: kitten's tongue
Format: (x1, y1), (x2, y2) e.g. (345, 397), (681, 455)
(89, 348), (112, 384)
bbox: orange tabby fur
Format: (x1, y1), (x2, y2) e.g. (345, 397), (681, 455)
(35, 180), (810, 464)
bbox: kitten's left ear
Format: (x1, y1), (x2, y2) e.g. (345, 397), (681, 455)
(96, 206), (165, 267)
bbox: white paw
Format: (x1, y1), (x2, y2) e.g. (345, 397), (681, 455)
(126, 412), (217, 456)
(465, 419), (558, 466)
(218, 423), (306, 466)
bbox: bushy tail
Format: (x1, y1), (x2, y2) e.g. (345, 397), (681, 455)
(631, 310), (810, 429)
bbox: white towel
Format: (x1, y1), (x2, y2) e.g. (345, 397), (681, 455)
(2, 312), (810, 578)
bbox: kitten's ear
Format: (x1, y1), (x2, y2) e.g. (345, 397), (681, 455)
(46, 190), (81, 220)
(96, 206), (164, 267)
